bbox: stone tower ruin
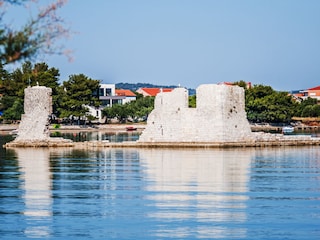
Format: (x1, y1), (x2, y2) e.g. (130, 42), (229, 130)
(138, 84), (253, 142)
(15, 86), (52, 141)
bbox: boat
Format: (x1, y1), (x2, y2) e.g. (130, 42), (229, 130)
(282, 126), (294, 134)
(126, 126), (137, 131)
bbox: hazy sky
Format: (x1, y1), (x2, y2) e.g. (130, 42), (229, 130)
(19, 0), (320, 90)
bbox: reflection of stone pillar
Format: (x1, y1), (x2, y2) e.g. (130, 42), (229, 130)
(140, 148), (253, 239)
(16, 86), (52, 141)
(16, 148), (52, 238)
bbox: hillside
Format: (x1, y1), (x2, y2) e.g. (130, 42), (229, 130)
(115, 82), (196, 95)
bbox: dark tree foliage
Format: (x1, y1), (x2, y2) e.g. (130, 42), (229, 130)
(233, 80), (248, 89)
(103, 104), (131, 123)
(102, 95), (154, 123)
(57, 74), (100, 120)
(188, 95), (196, 108)
(301, 105), (320, 117)
(2, 98), (23, 120)
(244, 84), (297, 123)
(295, 97), (319, 117)
(0, 61), (60, 120)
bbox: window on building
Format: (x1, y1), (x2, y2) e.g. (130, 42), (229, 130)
(112, 99), (122, 105)
(99, 88), (105, 97)
(106, 88), (112, 96)
(101, 100), (110, 106)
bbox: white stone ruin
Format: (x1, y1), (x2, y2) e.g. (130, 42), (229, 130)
(6, 84), (317, 148)
(15, 86), (52, 141)
(7, 86), (73, 147)
(139, 84), (254, 142)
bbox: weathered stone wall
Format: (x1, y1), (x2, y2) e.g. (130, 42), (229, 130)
(15, 86), (52, 141)
(138, 84), (253, 142)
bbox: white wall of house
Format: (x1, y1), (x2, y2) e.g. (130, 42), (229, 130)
(99, 84), (115, 97)
(87, 83), (136, 123)
(87, 105), (105, 123)
(122, 96), (136, 104)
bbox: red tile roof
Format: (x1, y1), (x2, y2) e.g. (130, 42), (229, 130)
(218, 82), (234, 86)
(140, 88), (173, 96)
(115, 89), (136, 97)
(308, 86), (320, 91)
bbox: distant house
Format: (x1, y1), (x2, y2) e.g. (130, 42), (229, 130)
(136, 87), (174, 97)
(115, 89), (136, 104)
(88, 84), (137, 123)
(97, 84), (122, 107)
(291, 85), (320, 101)
(290, 90), (305, 100)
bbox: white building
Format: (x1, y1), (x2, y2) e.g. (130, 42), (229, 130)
(88, 84), (136, 123)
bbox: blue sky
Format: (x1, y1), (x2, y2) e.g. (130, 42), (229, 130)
(13, 0), (320, 91)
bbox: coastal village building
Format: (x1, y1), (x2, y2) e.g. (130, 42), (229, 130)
(291, 85), (320, 101)
(136, 87), (174, 97)
(115, 89), (137, 104)
(300, 85), (320, 100)
(88, 83), (136, 123)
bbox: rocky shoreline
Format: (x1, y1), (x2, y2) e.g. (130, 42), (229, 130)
(4, 132), (320, 149)
(3, 123), (320, 149)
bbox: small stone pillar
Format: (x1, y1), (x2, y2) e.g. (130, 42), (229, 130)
(15, 86), (52, 141)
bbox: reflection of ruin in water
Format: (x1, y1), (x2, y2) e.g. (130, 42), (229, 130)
(140, 148), (252, 239)
(11, 146), (252, 239)
(16, 148), (53, 238)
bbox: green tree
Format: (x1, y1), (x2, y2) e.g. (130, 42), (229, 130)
(0, 61), (60, 120)
(129, 95), (154, 120)
(2, 98), (23, 120)
(188, 95), (196, 108)
(245, 84), (296, 123)
(102, 95), (155, 123)
(301, 104), (320, 117)
(57, 74), (100, 122)
(233, 80), (248, 89)
(114, 104), (132, 123)
(295, 97), (318, 117)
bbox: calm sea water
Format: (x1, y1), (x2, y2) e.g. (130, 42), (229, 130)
(0, 134), (320, 239)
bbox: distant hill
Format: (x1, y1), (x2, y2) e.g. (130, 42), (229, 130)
(115, 82), (196, 95)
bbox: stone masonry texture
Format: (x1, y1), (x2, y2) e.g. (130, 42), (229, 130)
(138, 84), (253, 142)
(15, 86), (52, 141)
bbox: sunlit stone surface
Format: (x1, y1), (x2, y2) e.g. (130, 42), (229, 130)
(16, 86), (52, 141)
(6, 86), (73, 147)
(139, 84), (253, 142)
